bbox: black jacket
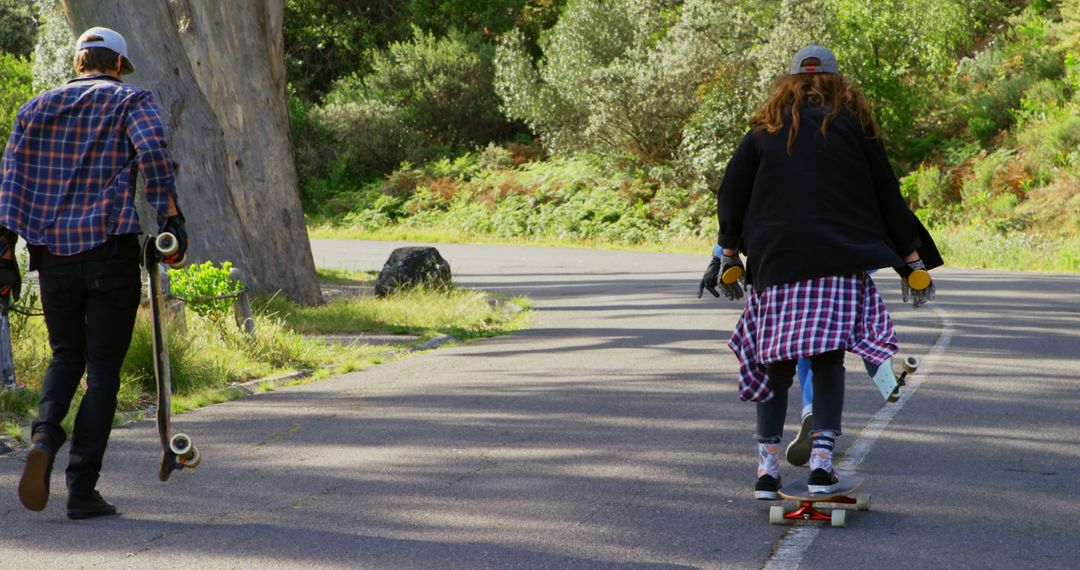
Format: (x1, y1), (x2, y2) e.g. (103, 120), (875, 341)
(716, 105), (942, 288)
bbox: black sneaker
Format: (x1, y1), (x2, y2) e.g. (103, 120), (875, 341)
(754, 474), (782, 500)
(18, 442), (55, 512)
(67, 491), (118, 520)
(785, 413), (813, 467)
(807, 468), (840, 494)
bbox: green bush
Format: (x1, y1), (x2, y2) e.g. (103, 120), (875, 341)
(947, 8), (1066, 145)
(900, 164), (955, 225)
(304, 28), (509, 188)
(496, 0), (760, 168)
(0, 0), (36, 57)
(0, 52), (33, 145)
(168, 261), (245, 322)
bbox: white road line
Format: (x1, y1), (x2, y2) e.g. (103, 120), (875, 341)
(763, 306), (955, 570)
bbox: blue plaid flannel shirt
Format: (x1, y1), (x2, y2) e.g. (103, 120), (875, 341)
(0, 75), (177, 257)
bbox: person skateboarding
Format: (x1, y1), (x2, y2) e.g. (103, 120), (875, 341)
(698, 44), (941, 499)
(0, 26), (187, 518)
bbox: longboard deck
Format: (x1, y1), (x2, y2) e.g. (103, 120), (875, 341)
(145, 240), (179, 481)
(865, 358), (900, 401)
(779, 475), (864, 502)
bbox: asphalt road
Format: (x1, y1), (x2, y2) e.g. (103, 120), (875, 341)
(1, 239), (1077, 569)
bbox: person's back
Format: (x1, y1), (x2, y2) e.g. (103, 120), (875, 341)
(4, 26), (187, 520)
(2, 76), (173, 259)
(698, 44), (941, 500)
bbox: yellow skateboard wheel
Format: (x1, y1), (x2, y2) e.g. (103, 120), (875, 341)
(907, 269), (931, 291)
(721, 266), (743, 285)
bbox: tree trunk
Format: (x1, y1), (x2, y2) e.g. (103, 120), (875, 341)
(61, 0), (321, 304)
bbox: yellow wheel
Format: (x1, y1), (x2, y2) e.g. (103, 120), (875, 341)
(769, 505), (788, 525)
(831, 509), (847, 528)
(907, 269), (931, 291)
(855, 493), (871, 511)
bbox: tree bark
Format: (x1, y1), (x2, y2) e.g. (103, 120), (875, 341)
(62, 0), (321, 304)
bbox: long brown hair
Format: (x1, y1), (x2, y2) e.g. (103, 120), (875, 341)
(749, 69), (880, 154)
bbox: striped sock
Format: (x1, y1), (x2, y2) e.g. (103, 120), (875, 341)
(808, 431), (836, 473)
(757, 442), (780, 479)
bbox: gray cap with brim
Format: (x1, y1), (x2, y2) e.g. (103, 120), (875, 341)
(790, 44), (837, 75)
(76, 26), (135, 74)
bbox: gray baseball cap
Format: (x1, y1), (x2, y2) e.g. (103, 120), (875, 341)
(76, 26), (135, 74)
(790, 44), (837, 75)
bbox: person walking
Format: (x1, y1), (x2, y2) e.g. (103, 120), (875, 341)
(697, 45), (941, 499)
(0, 26), (187, 518)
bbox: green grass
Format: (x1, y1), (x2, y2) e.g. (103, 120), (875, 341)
(932, 225), (1080, 272)
(308, 222), (707, 255)
(312, 220), (1080, 273)
(315, 267), (378, 285)
(0, 273), (531, 443)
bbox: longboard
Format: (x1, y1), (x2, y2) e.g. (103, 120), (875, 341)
(864, 355), (919, 402)
(770, 475), (868, 528)
(144, 234), (200, 481)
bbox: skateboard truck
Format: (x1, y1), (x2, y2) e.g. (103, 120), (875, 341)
(770, 475), (869, 528)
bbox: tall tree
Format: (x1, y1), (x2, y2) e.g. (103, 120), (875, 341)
(61, 0), (320, 304)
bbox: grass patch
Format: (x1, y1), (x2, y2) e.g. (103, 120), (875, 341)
(933, 225), (1080, 272)
(1, 273), (530, 443)
(260, 286), (529, 338)
(315, 267), (378, 285)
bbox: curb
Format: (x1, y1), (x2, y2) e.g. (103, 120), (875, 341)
(0, 333), (456, 459)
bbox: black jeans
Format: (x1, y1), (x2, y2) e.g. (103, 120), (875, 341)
(32, 258), (141, 497)
(755, 349), (846, 442)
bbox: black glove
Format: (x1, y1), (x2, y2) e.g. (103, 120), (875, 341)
(160, 215), (188, 265)
(0, 257), (21, 304)
(894, 259), (936, 308)
(698, 249), (745, 301)
(698, 256), (723, 298)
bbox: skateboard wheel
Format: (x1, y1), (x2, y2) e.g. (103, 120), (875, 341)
(182, 446), (201, 469)
(721, 266), (743, 285)
(769, 505), (788, 525)
(830, 509), (847, 528)
(855, 493), (871, 511)
(170, 433), (193, 456)
(907, 269), (931, 291)
(155, 232), (179, 256)
(902, 356), (920, 374)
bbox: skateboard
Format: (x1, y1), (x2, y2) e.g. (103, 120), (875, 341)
(144, 232), (200, 481)
(770, 475), (868, 528)
(864, 355), (919, 402)
(0, 292), (15, 390)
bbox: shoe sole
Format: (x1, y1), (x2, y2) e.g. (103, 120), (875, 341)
(754, 490), (780, 500)
(785, 414), (813, 466)
(18, 446), (51, 512)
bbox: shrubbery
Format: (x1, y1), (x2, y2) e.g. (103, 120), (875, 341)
(0, 51), (33, 144)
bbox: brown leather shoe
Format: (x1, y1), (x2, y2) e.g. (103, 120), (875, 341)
(18, 442), (54, 512)
(67, 491), (118, 520)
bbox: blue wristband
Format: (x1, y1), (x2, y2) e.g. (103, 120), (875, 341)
(713, 244), (726, 258)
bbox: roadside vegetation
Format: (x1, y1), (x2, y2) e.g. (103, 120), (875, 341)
(290, 0), (1079, 273)
(0, 264), (530, 441)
